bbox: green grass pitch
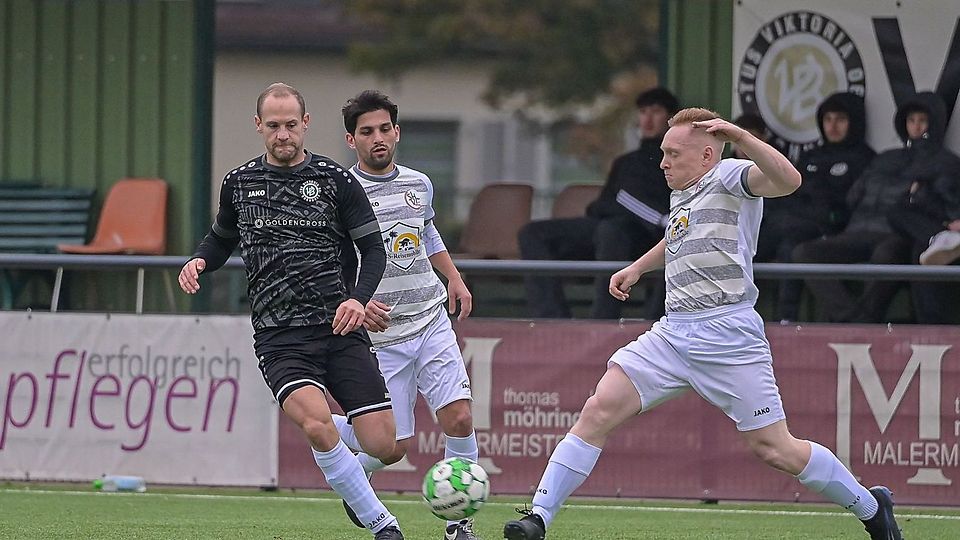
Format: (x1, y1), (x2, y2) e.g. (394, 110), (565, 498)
(2, 483), (959, 539)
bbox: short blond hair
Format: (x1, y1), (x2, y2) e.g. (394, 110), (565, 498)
(668, 107), (721, 127)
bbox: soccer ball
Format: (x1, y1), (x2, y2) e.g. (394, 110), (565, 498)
(421, 457), (490, 520)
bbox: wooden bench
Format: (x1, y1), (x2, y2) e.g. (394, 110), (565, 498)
(0, 185), (96, 308)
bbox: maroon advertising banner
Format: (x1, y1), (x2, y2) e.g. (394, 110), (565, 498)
(278, 320), (960, 506)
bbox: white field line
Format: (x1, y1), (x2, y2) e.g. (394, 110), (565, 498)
(2, 489), (959, 521)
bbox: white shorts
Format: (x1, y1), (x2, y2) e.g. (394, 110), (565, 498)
(608, 302), (785, 431)
(374, 310), (472, 440)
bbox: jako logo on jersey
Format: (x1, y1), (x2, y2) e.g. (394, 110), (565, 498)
(737, 11), (865, 162)
(299, 180), (321, 202)
(404, 189), (423, 210)
(665, 207), (691, 255)
(247, 189), (266, 197)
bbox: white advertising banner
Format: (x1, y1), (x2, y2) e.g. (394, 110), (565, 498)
(733, 1), (960, 161)
(0, 312), (278, 486)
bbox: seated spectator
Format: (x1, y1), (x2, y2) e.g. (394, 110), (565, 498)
(757, 92), (875, 321)
(791, 94), (937, 323)
(728, 113), (769, 159)
(885, 92), (960, 323)
(518, 87), (678, 319)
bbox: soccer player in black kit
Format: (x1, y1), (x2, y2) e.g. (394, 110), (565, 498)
(178, 83), (404, 540)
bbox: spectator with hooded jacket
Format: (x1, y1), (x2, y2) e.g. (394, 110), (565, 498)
(790, 93), (950, 323)
(885, 92), (960, 323)
(519, 87), (678, 319)
(756, 92), (875, 321)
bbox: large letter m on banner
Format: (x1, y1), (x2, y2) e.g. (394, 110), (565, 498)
(831, 343), (952, 486)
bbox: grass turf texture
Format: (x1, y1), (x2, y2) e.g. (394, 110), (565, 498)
(2, 483), (959, 539)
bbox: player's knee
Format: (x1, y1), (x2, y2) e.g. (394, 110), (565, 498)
(376, 438), (409, 465)
(438, 401), (473, 437)
(301, 417), (338, 451)
(577, 395), (616, 432)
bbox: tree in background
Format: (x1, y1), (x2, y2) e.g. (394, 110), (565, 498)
(346, 0), (662, 170)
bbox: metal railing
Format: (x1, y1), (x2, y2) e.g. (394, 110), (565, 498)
(2, 253), (960, 314)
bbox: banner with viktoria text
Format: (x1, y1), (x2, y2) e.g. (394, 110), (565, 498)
(277, 319), (960, 506)
(733, 1), (960, 162)
(0, 312), (277, 486)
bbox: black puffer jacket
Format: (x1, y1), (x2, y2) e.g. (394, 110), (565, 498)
(587, 136), (672, 221)
(846, 91), (960, 234)
(789, 92), (875, 232)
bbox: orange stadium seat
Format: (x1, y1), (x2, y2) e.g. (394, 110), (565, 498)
(455, 183), (533, 259)
(550, 183), (602, 219)
(58, 178), (168, 255)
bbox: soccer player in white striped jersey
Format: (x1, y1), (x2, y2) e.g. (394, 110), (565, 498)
(503, 108), (901, 540)
(334, 90), (480, 540)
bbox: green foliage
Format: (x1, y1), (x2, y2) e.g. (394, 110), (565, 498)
(346, 0), (661, 109)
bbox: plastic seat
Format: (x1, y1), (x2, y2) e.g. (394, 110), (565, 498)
(455, 183), (533, 259)
(551, 183), (602, 219)
(58, 178), (168, 255)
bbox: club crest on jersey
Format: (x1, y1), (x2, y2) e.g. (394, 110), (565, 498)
(382, 222), (421, 270)
(299, 180), (321, 202)
(665, 207), (691, 254)
(404, 189), (423, 211)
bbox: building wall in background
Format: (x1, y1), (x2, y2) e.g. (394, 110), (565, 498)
(212, 52), (559, 225)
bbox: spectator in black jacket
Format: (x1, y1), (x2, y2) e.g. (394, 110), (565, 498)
(885, 92), (960, 323)
(756, 92), (875, 321)
(791, 94), (940, 323)
(728, 113), (769, 159)
(519, 87), (678, 319)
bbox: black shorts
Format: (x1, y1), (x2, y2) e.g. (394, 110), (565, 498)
(253, 325), (391, 420)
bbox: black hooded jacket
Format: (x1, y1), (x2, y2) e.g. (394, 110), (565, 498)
(788, 92), (875, 232)
(586, 136), (672, 222)
(846, 91), (960, 234)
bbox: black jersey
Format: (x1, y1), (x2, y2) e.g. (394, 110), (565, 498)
(195, 151), (385, 330)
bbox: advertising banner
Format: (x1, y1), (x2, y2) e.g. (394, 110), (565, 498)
(278, 319), (959, 506)
(733, 1), (960, 162)
(0, 312), (277, 486)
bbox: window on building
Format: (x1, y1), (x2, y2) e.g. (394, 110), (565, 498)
(549, 120), (607, 189)
(396, 120), (458, 229)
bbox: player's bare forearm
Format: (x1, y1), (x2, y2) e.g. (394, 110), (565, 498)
(610, 239), (666, 301)
(430, 250), (473, 319)
(428, 250), (463, 283)
(739, 133), (802, 198)
(631, 238), (667, 274)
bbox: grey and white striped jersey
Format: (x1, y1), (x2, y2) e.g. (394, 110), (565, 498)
(663, 158), (762, 312)
(352, 164), (447, 346)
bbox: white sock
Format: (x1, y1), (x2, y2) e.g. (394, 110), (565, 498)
(444, 432), (480, 527)
(357, 452), (388, 476)
(531, 433), (601, 528)
(332, 414), (362, 452)
(312, 441), (398, 532)
(444, 432), (479, 462)
(331, 414), (389, 476)
(797, 441), (878, 520)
